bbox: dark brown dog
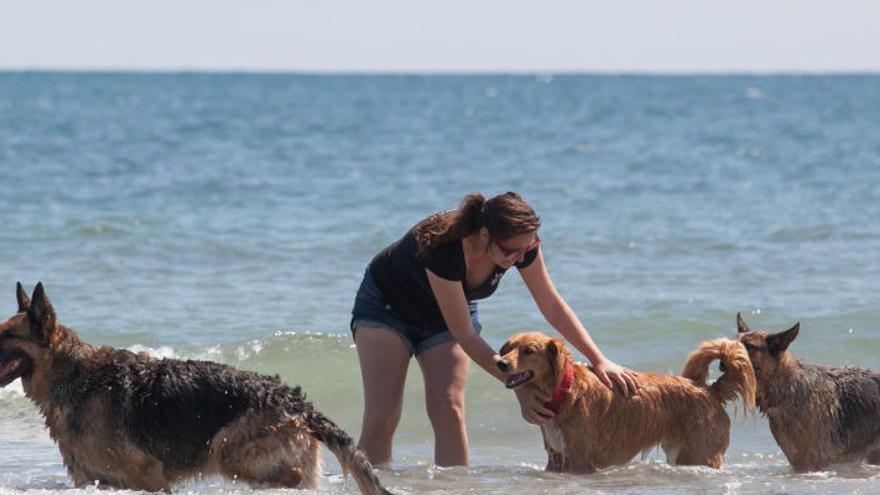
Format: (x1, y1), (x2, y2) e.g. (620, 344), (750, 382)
(497, 331), (755, 473)
(0, 283), (392, 494)
(737, 313), (880, 472)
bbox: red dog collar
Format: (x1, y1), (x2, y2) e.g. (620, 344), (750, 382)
(544, 362), (574, 414)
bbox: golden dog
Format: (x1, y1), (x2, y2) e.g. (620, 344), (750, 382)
(497, 331), (755, 473)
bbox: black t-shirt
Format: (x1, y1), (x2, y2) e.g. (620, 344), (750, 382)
(368, 227), (539, 331)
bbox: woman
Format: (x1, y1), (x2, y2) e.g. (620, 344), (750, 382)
(350, 191), (638, 466)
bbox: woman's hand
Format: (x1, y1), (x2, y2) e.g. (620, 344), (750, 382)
(593, 358), (640, 397)
(513, 386), (555, 425)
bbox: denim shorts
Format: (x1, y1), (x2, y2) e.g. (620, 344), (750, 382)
(350, 270), (481, 356)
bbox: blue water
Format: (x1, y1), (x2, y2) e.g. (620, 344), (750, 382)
(1, 73), (880, 494)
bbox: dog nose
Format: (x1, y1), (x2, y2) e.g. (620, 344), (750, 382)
(496, 359), (511, 373)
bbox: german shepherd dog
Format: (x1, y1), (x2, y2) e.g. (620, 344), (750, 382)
(0, 283), (392, 494)
(736, 313), (880, 472)
(497, 332), (755, 473)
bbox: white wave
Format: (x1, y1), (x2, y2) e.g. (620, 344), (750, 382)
(125, 331), (344, 365)
(125, 344), (177, 359)
(191, 344), (224, 362)
(0, 379), (24, 398)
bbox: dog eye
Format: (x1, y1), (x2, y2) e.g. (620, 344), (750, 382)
(522, 347), (534, 356)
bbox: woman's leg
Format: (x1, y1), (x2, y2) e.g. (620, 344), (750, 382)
(416, 339), (471, 466)
(354, 324), (411, 465)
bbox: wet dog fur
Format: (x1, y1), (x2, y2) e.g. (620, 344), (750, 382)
(736, 313), (880, 472)
(497, 331), (755, 473)
(0, 283), (392, 494)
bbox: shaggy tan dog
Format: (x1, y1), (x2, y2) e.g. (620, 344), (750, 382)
(737, 313), (880, 472)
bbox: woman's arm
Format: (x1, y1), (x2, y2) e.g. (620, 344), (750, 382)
(426, 268), (554, 424)
(518, 249), (639, 396)
(425, 268), (505, 380)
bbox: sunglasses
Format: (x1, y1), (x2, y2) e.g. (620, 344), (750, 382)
(495, 235), (541, 259)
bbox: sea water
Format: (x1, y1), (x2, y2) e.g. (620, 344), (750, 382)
(1, 73), (879, 493)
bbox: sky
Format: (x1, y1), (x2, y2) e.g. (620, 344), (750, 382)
(1, 0), (878, 73)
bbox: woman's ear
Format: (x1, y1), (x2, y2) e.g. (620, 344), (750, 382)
(479, 227), (493, 252)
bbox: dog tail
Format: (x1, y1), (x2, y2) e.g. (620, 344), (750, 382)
(681, 338), (756, 411)
(305, 409), (394, 495)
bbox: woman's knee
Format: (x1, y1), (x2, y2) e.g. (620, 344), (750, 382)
(426, 390), (466, 425)
(362, 406), (402, 436)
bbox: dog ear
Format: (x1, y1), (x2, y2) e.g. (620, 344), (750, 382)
(767, 322), (799, 355)
(547, 339), (566, 379)
(499, 340), (513, 356)
(737, 312), (751, 334)
(16, 282), (31, 313)
(28, 282), (57, 340)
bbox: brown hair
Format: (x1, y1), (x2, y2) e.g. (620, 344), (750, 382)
(413, 192), (541, 255)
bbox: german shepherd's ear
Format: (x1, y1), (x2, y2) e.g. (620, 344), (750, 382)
(767, 322), (799, 355)
(547, 338), (566, 379)
(28, 283), (57, 340)
(16, 282), (31, 313)
(737, 312), (751, 334)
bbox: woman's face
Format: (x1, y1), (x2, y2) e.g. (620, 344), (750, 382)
(486, 230), (540, 268)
